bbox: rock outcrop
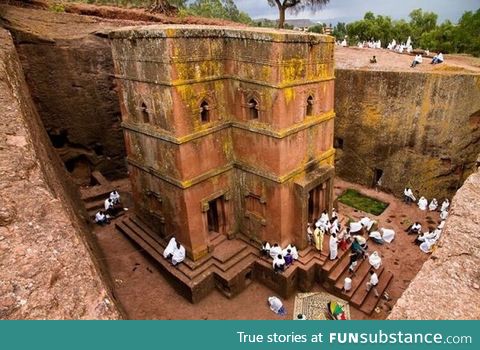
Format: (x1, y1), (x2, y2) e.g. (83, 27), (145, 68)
(335, 48), (480, 200)
(389, 166), (480, 319)
(0, 27), (120, 319)
(0, 5), (131, 183)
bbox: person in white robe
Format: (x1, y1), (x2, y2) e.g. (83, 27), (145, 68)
(404, 187), (416, 204)
(330, 218), (340, 235)
(419, 229), (441, 253)
(440, 209), (449, 220)
(407, 222), (422, 235)
(440, 199), (450, 212)
(94, 211), (109, 225)
(418, 196), (428, 210)
(163, 237), (177, 259)
(283, 244), (299, 260)
(341, 39), (347, 47)
(369, 231), (384, 244)
(343, 277), (352, 292)
(316, 211), (329, 229)
(429, 198), (438, 211)
(261, 241), (271, 257)
(268, 296), (286, 315)
(171, 242), (186, 266)
(380, 228), (395, 243)
(368, 251), (382, 269)
(269, 243), (282, 259)
(272, 254), (285, 272)
(406, 36), (411, 48)
(438, 220), (446, 229)
(331, 208), (338, 219)
(349, 221), (363, 234)
(360, 217), (375, 231)
(329, 233), (339, 260)
(411, 54), (423, 68)
(109, 190), (120, 205)
(296, 314), (307, 320)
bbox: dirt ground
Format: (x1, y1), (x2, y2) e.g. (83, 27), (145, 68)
(335, 46), (480, 74)
(89, 177), (438, 320)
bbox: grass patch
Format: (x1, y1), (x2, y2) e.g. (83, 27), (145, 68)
(338, 189), (389, 216)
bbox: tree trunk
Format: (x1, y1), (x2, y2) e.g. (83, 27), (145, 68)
(278, 7), (286, 29)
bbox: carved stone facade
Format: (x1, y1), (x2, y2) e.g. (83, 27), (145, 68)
(110, 26), (335, 261)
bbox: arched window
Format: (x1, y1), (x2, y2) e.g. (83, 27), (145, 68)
(200, 100), (210, 122)
(141, 102), (150, 123)
(248, 98), (259, 119)
(306, 95), (314, 116)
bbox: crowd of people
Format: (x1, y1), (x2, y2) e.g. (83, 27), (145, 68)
(337, 35), (445, 68)
(94, 189), (127, 225)
(261, 241), (299, 273)
(404, 187), (450, 253)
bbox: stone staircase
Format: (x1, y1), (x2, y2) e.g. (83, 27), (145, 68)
(114, 214), (393, 315)
(116, 215), (259, 302)
(80, 171), (112, 218)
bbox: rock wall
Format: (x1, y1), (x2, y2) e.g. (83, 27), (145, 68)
(0, 5), (128, 183)
(389, 166), (480, 319)
(335, 69), (480, 199)
(0, 27), (121, 319)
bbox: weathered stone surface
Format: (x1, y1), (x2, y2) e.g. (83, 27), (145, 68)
(389, 167), (480, 319)
(0, 5), (130, 182)
(0, 28), (120, 319)
(335, 67), (480, 200)
(111, 26), (335, 260)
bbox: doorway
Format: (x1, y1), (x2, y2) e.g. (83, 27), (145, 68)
(207, 196), (226, 234)
(308, 182), (328, 223)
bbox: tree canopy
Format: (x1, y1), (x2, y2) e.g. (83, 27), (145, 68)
(267, 0), (330, 28)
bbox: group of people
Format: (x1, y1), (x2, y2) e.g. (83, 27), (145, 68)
(94, 189), (126, 225)
(404, 187), (450, 253)
(261, 242), (299, 273)
(163, 237), (186, 266)
(357, 40), (382, 49)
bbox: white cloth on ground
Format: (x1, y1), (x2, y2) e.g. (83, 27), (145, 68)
(369, 251), (382, 269)
(163, 237), (177, 259)
(380, 228), (395, 243)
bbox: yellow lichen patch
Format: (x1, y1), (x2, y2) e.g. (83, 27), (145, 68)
(281, 58), (306, 84)
(283, 87), (295, 104)
(361, 103), (382, 128)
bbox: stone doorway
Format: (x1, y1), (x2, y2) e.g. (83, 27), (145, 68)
(207, 196), (227, 235)
(308, 182), (328, 223)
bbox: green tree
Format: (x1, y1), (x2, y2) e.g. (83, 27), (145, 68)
(267, 0), (330, 29)
(188, 0), (252, 24)
(409, 8), (438, 43)
(332, 22), (346, 40)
